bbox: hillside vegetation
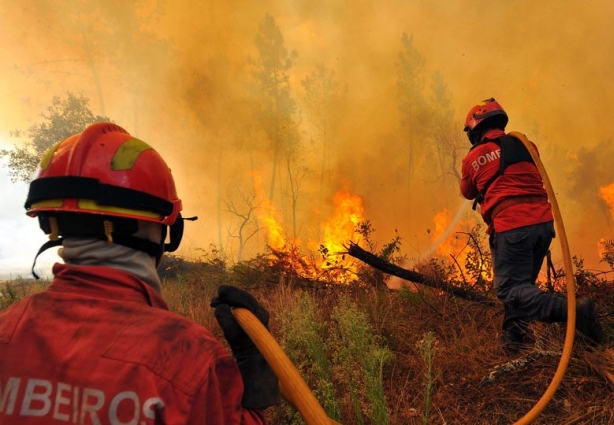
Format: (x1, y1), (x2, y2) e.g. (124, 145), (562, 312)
(3, 247), (614, 425)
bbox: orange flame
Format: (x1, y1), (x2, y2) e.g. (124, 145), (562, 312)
(599, 181), (614, 220)
(316, 189), (364, 282)
(321, 188), (364, 259)
(251, 172), (364, 284)
(431, 209), (487, 280)
(432, 209), (458, 258)
(432, 209), (466, 256)
(250, 171), (287, 249)
(598, 238), (606, 259)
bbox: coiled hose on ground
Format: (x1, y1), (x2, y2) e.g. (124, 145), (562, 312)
(233, 131), (576, 424)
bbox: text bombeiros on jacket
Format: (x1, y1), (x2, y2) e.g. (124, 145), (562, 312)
(0, 376), (164, 424)
(471, 148), (501, 171)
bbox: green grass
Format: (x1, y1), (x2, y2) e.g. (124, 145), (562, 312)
(417, 331), (438, 425)
(332, 295), (393, 425)
(281, 291), (341, 422)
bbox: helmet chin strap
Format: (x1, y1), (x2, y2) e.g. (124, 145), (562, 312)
(30, 214), (198, 279)
(31, 239), (63, 279)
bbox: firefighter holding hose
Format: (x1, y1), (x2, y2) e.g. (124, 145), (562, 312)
(460, 98), (602, 352)
(0, 123), (279, 423)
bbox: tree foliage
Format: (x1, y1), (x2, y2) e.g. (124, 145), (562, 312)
(249, 14), (299, 202)
(429, 72), (466, 189)
(14, 2), (171, 117)
(396, 32), (428, 182)
(0, 92), (109, 183)
(301, 64), (342, 200)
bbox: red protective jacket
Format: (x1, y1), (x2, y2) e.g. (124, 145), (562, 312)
(0, 263), (266, 425)
(460, 129), (553, 233)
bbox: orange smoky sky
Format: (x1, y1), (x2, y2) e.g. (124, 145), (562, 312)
(2, 0), (614, 270)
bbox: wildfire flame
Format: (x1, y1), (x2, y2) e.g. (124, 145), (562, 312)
(598, 238), (606, 259)
(251, 172), (364, 284)
(320, 189), (364, 263)
(599, 181), (614, 220)
(598, 181), (614, 261)
(250, 172), (287, 249)
(431, 209), (487, 280)
(432, 209), (459, 259)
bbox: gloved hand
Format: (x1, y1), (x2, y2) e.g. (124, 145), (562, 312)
(210, 285), (280, 410)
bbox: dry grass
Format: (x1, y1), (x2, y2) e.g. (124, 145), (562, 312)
(3, 262), (614, 425)
(259, 280), (613, 425)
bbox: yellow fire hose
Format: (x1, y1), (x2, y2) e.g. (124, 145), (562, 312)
(233, 131), (576, 425)
(233, 308), (340, 425)
(508, 132), (576, 424)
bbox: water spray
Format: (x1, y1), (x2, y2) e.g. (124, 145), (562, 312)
(420, 199), (472, 260)
(231, 132), (576, 425)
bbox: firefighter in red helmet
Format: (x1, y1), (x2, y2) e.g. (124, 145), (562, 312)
(0, 123), (278, 423)
(460, 98), (602, 352)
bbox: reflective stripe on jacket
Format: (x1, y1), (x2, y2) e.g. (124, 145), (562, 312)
(0, 263), (266, 425)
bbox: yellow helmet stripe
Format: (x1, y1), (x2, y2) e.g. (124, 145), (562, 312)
(39, 142), (62, 170)
(111, 138), (153, 171)
(29, 199), (160, 219)
(78, 200), (161, 218)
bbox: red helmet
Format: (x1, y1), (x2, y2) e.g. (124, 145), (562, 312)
(25, 122), (182, 225)
(463, 98), (508, 132)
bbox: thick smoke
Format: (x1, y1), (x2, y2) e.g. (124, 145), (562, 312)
(2, 0), (613, 270)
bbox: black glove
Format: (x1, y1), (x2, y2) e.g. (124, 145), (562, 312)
(210, 285), (280, 410)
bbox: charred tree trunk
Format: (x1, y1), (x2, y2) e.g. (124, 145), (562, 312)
(346, 242), (496, 306)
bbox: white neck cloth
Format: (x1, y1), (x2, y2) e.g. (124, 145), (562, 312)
(58, 238), (162, 295)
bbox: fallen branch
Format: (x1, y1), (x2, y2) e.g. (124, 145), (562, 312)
(345, 242), (496, 306)
(479, 347), (561, 386)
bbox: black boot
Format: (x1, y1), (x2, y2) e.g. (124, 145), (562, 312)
(575, 298), (603, 345)
(502, 323), (528, 354)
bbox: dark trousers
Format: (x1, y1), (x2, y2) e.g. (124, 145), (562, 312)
(489, 221), (566, 333)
